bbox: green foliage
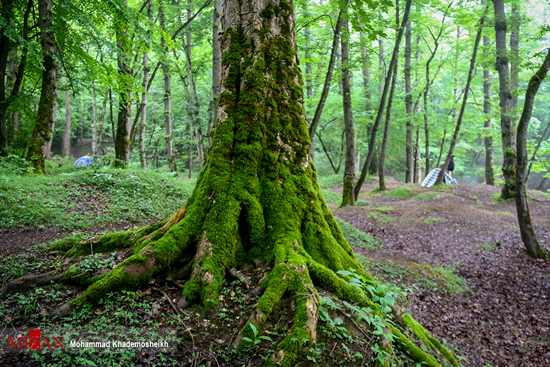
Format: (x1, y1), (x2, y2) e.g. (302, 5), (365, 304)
(414, 193), (440, 200)
(0, 168), (194, 229)
(320, 189), (340, 204)
(335, 217), (384, 251)
(385, 188), (415, 199)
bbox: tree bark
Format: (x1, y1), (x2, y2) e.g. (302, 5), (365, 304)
(159, 0), (177, 172)
(139, 0), (153, 169)
(379, 0), (400, 191)
(303, 3), (312, 99)
(26, 0), (58, 174)
(355, 0), (412, 199)
(493, 0), (516, 199)
(91, 86), (98, 156)
(340, 3), (355, 207)
(510, 4), (520, 115)
(208, 0), (221, 149)
(114, 0), (132, 167)
(483, 28), (494, 185)
(308, 11), (343, 162)
(404, 20), (413, 183)
(182, 0), (204, 168)
(414, 126), (421, 183)
(514, 48), (550, 259)
(62, 80), (71, 157)
(435, 8), (487, 184)
(0, 0), (14, 151)
(44, 84), (58, 159)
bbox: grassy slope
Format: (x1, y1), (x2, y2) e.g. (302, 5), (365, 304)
(0, 159), (195, 229)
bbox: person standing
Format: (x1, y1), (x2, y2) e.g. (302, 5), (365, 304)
(447, 155), (455, 178)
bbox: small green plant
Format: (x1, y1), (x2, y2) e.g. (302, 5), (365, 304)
(321, 189), (341, 204)
(70, 253), (116, 274)
(374, 205), (393, 211)
(356, 199), (371, 206)
(478, 242), (500, 251)
(377, 216), (394, 224)
(424, 217), (441, 224)
(497, 211), (513, 216)
(242, 323), (272, 348)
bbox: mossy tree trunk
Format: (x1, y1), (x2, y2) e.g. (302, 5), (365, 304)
(44, 1), (458, 365)
(514, 48), (550, 259)
(114, 0), (132, 168)
(483, 26), (495, 185)
(340, 2), (355, 207)
(26, 0), (57, 174)
(493, 0), (516, 199)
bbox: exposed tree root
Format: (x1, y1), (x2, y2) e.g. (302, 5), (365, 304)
(1, 271), (63, 294)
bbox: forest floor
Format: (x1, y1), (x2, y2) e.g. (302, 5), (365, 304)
(0, 172), (549, 366)
(328, 178), (550, 367)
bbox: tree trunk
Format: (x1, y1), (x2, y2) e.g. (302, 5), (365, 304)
(483, 29), (494, 185)
(308, 11), (343, 162)
(208, 0), (221, 149)
(355, 0), (412, 200)
(414, 126), (421, 183)
(62, 80), (71, 157)
(340, 4), (355, 207)
(182, 0), (204, 168)
(303, 3), (312, 99)
(404, 20), (413, 183)
(91, 86), (98, 156)
(44, 84), (58, 160)
(493, 0), (516, 199)
(97, 92), (108, 155)
(26, 0), (57, 174)
(510, 4), (520, 115)
(114, 0), (132, 167)
(0, 0), (14, 151)
(139, 0), (153, 169)
(436, 8), (487, 185)
(514, 48), (550, 259)
(159, 0), (177, 172)
(379, 0), (400, 191)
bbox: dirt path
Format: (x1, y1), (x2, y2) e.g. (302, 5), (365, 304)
(334, 179), (550, 367)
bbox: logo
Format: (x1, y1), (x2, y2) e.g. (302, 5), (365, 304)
(7, 329), (64, 350)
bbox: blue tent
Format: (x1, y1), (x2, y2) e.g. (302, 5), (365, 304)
(74, 156), (93, 167)
(421, 168), (456, 188)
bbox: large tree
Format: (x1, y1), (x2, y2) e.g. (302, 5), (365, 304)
(25, 0), (58, 174)
(7, 1), (458, 366)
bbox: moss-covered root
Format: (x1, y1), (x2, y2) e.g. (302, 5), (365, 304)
(393, 305), (459, 367)
(0, 271), (64, 295)
(49, 220), (167, 258)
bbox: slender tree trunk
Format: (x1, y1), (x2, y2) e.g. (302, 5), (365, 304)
(340, 4), (355, 207)
(181, 0), (204, 168)
(0, 0), (14, 151)
(114, 0), (132, 167)
(379, 61), (398, 191)
(379, 0), (400, 191)
(355, 0), (412, 199)
(139, 0), (153, 169)
(44, 84), (58, 159)
(515, 48), (550, 259)
(159, 0), (176, 172)
(208, 0), (221, 149)
(62, 80), (71, 157)
(510, 4), (520, 116)
(493, 0), (516, 199)
(109, 87), (115, 142)
(91, 86), (98, 156)
(436, 8), (487, 184)
(97, 92), (108, 155)
(483, 29), (494, 185)
(308, 11), (343, 162)
(414, 126), (421, 183)
(26, 0), (57, 174)
(404, 20), (413, 183)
